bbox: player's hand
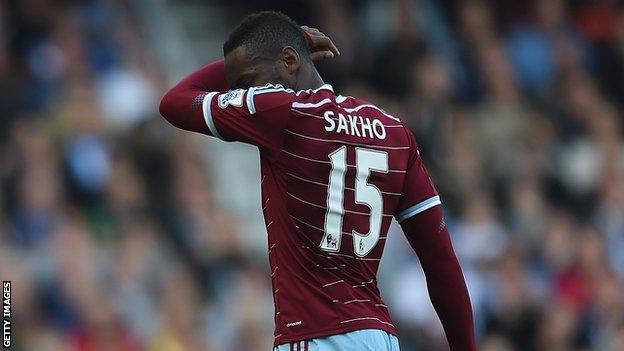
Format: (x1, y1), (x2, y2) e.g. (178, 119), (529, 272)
(301, 25), (340, 61)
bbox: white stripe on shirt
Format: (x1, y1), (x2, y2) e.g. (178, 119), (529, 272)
(202, 92), (223, 139)
(342, 104), (401, 122)
(292, 98), (333, 109)
(395, 195), (441, 223)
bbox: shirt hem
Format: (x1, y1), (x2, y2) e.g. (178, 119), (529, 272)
(273, 321), (398, 347)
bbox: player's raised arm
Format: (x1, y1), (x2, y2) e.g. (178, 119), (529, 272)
(395, 131), (477, 351)
(160, 62), (298, 155)
(159, 15), (340, 151)
(159, 60), (230, 134)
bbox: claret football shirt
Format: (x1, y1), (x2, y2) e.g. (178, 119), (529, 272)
(200, 83), (440, 346)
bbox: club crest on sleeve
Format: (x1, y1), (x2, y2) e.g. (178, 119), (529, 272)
(218, 89), (245, 108)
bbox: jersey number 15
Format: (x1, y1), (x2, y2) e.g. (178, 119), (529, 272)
(321, 146), (388, 257)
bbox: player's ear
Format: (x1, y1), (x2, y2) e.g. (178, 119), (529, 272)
(279, 47), (300, 74)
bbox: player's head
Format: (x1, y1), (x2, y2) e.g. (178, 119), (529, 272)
(223, 11), (314, 90)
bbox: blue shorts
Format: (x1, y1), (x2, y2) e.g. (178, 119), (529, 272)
(275, 329), (400, 351)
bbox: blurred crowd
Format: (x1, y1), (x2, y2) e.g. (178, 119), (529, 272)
(1, 0), (623, 350)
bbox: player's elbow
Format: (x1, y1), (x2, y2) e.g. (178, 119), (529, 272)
(159, 91), (176, 123)
(159, 90), (187, 130)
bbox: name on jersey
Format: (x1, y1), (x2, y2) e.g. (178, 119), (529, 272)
(323, 111), (386, 140)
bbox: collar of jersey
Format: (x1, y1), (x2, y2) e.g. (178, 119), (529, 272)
(313, 84), (334, 93)
(258, 83), (334, 94)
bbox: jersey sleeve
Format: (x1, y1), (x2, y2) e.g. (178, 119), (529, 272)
(395, 129), (440, 223)
(202, 85), (295, 152)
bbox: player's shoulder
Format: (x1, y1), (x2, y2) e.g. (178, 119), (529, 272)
(333, 94), (412, 142)
(218, 83), (297, 115)
(237, 83), (333, 110)
(336, 95), (403, 117)
(335, 95), (404, 125)
(248, 83), (334, 99)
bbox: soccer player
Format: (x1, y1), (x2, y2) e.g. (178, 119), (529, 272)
(159, 11), (476, 351)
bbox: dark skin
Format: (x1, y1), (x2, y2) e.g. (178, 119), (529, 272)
(224, 26), (340, 91)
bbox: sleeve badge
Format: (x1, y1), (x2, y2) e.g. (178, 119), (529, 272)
(218, 89), (245, 109)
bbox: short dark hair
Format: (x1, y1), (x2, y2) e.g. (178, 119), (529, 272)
(223, 11), (310, 62)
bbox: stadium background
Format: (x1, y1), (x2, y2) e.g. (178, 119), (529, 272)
(1, 0), (624, 350)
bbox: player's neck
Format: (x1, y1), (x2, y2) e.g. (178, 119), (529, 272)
(297, 66), (325, 91)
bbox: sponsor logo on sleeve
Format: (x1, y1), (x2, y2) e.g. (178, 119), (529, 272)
(218, 89), (245, 109)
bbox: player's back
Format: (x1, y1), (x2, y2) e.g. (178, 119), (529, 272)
(258, 84), (434, 346)
(197, 82), (439, 346)
(277, 85), (410, 265)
